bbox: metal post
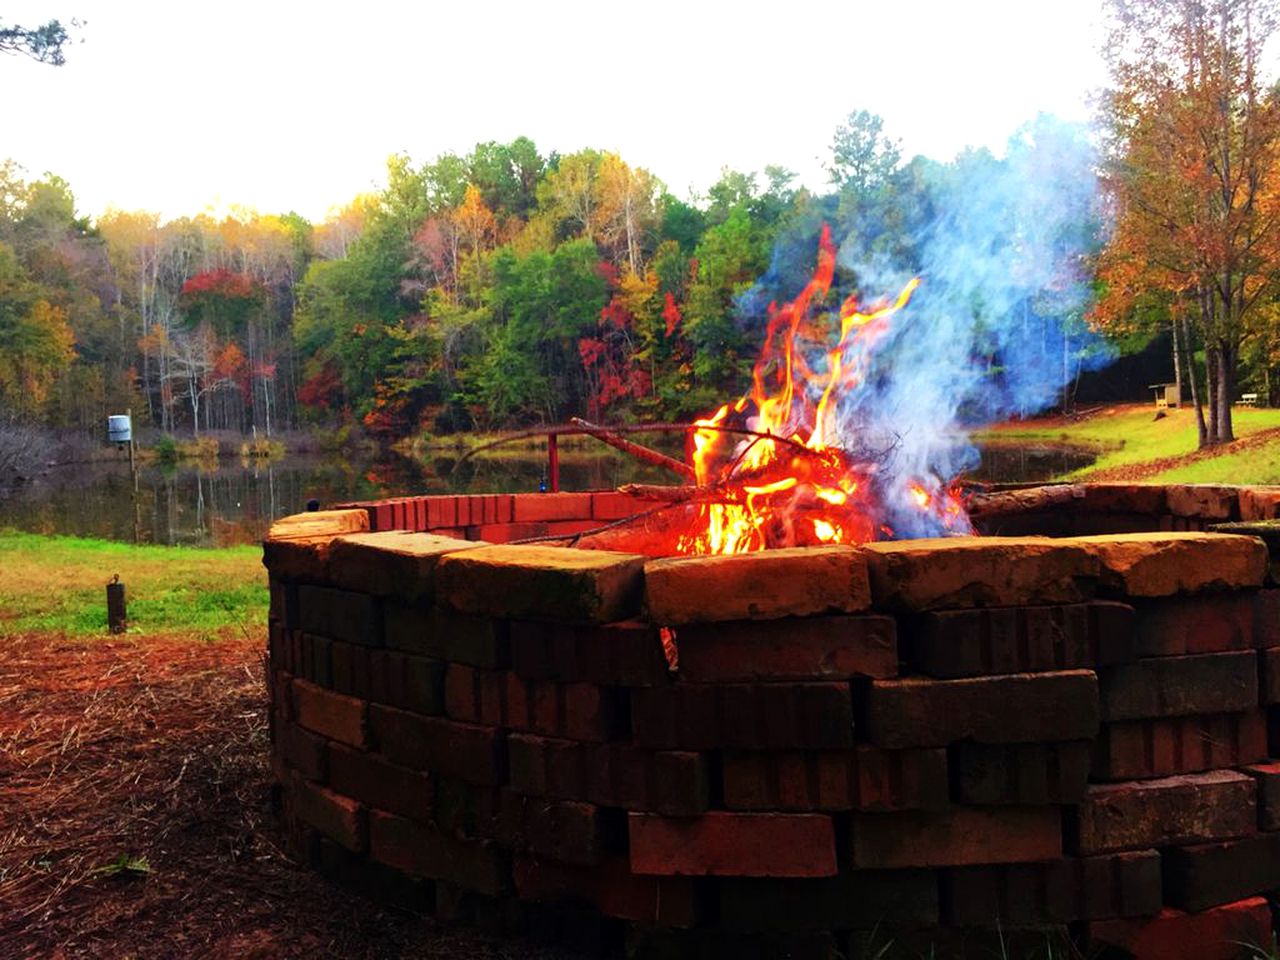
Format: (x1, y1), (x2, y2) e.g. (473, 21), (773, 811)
(107, 575), (127, 634)
(547, 432), (560, 493)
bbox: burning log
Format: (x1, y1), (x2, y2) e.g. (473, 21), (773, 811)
(569, 418), (696, 480)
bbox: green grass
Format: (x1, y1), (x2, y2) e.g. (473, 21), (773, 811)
(978, 405), (1280, 479)
(0, 531), (268, 639)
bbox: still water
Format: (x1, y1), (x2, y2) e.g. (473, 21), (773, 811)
(0, 441), (1095, 547)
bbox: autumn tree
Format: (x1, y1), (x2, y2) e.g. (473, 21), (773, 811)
(1096, 0), (1280, 446)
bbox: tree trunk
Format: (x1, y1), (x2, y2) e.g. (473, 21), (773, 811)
(1171, 315), (1183, 404)
(1217, 340), (1236, 442)
(1207, 342), (1220, 445)
(1183, 313), (1208, 448)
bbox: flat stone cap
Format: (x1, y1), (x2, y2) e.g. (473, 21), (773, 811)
(1067, 531), (1267, 596)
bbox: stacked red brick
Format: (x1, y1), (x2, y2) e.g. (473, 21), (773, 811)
(266, 484), (1280, 960)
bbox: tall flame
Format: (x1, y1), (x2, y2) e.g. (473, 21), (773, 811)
(675, 225), (969, 555)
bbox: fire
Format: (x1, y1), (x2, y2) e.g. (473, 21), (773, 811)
(673, 225), (969, 555)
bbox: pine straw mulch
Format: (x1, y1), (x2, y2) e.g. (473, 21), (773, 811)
(1081, 424), (1280, 482)
(0, 629), (571, 960)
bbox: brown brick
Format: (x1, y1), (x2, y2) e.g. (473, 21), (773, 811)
(292, 678), (367, 748)
(1100, 651), (1257, 721)
(1256, 590), (1280, 647)
(1240, 761), (1280, 831)
(328, 641), (370, 699)
(328, 531), (483, 600)
(1261, 647), (1280, 703)
(297, 585), (380, 646)
(368, 809), (510, 895)
(591, 491), (644, 521)
(269, 508), (370, 541)
(1133, 594), (1256, 658)
(943, 860), (1078, 925)
(382, 600), (435, 655)
(367, 650), (445, 715)
(277, 721), (328, 781)
(1079, 850), (1164, 920)
(434, 607), (509, 668)
(434, 777), (503, 838)
(722, 747), (947, 812)
(863, 670), (1099, 748)
(1166, 484), (1239, 520)
(1240, 488), (1280, 522)
(1087, 897), (1272, 960)
(1092, 712), (1268, 781)
(513, 854), (699, 928)
(445, 666), (623, 741)
(674, 615), (896, 682)
(496, 791), (618, 865)
(436, 544), (645, 623)
(850, 806), (1061, 868)
(950, 740), (1091, 804)
(511, 492), (594, 523)
(1163, 832), (1280, 912)
(1083, 484), (1168, 515)
(328, 743), (433, 821)
(1074, 771), (1257, 855)
(632, 682), (853, 750)
(290, 776), (365, 852)
(1075, 532), (1267, 597)
(863, 537), (1099, 611)
(718, 871), (939, 932)
(510, 619), (670, 686)
(630, 812), (837, 877)
(909, 603), (1127, 678)
(645, 547), (870, 624)
(263, 537), (331, 583)
(370, 705), (506, 785)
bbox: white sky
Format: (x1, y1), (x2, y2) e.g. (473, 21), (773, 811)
(0, 1), (1110, 223)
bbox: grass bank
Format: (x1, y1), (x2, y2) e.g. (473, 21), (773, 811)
(979, 404), (1280, 483)
(0, 531), (267, 639)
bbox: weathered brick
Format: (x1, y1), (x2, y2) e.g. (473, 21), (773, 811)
(1133, 594), (1256, 657)
(1088, 897), (1271, 960)
(269, 579), (298, 628)
(512, 854), (699, 928)
(497, 791), (619, 866)
(629, 812), (837, 877)
(1079, 850), (1164, 920)
(511, 491), (594, 523)
(674, 615), (896, 682)
(297, 584), (380, 646)
(1261, 647), (1280, 703)
(1256, 590), (1280, 647)
(302, 634), (332, 686)
(634, 929), (837, 960)
(290, 776), (366, 852)
(718, 870), (939, 932)
(1092, 711), (1268, 780)
(382, 600), (435, 655)
(632, 682), (854, 750)
(862, 670), (1099, 748)
(277, 721), (328, 781)
(722, 747), (948, 812)
(368, 809), (510, 895)
(328, 531), (483, 600)
(908, 603), (1129, 678)
(292, 678), (367, 748)
(369, 705), (506, 785)
(509, 619), (670, 687)
(863, 537), (1099, 611)
(1076, 531), (1267, 597)
(269, 508), (370, 541)
(328, 743), (433, 821)
(433, 607), (509, 668)
(366, 650), (445, 715)
(1099, 651), (1257, 721)
(445, 666), (623, 741)
(950, 740), (1091, 804)
(508, 734), (709, 815)
(1240, 761), (1280, 831)
(1239, 488), (1280, 522)
(1083, 483), (1168, 516)
(328, 640), (371, 699)
(262, 537), (331, 583)
(591, 491), (644, 521)
(1166, 484), (1239, 520)
(1074, 771), (1257, 855)
(849, 806), (1061, 868)
(645, 546), (870, 623)
(437, 544), (645, 623)
(1163, 832), (1280, 912)
(943, 860), (1078, 925)
(434, 777), (503, 838)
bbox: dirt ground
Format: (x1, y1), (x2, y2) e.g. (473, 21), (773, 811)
(0, 630), (572, 960)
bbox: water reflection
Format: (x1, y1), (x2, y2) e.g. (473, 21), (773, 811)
(0, 440), (1095, 547)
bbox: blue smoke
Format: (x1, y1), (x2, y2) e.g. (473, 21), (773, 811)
(738, 114), (1112, 538)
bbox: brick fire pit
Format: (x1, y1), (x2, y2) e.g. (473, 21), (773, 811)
(264, 484), (1280, 959)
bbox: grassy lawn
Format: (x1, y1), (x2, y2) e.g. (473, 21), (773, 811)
(0, 531), (267, 639)
(979, 404), (1280, 481)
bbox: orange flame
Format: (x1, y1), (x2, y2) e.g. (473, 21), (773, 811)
(673, 225), (967, 555)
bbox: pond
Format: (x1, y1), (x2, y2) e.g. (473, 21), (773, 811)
(0, 439), (1096, 547)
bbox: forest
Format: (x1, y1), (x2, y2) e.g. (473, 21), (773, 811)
(2, 0), (1279, 454)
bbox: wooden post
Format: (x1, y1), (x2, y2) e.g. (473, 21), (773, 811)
(547, 432), (560, 493)
(107, 575), (127, 634)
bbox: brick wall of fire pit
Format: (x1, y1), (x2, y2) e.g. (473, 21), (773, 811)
(264, 484), (1280, 960)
